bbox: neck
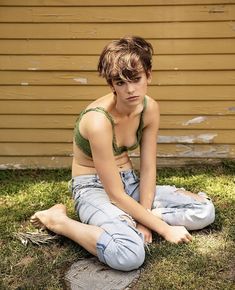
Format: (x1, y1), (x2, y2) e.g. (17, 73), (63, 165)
(113, 94), (139, 117)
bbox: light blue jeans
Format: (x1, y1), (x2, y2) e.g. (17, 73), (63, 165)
(71, 169), (215, 271)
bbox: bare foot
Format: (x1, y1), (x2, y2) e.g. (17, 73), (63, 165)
(30, 204), (67, 235)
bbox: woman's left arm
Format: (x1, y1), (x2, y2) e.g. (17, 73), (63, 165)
(137, 98), (160, 242)
(139, 98), (160, 210)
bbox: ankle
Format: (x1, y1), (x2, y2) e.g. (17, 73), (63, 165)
(51, 215), (70, 235)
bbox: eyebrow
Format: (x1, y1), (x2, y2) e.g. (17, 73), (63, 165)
(113, 77), (123, 82)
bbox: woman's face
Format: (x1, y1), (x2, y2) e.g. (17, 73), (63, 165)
(111, 70), (152, 106)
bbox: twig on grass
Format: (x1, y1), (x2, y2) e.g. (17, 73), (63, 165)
(15, 230), (60, 246)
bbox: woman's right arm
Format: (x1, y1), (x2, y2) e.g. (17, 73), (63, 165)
(84, 112), (192, 244)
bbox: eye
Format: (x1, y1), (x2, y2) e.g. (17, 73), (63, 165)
(116, 80), (124, 86)
(133, 77), (141, 83)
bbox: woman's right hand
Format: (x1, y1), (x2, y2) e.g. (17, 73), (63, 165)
(163, 225), (193, 244)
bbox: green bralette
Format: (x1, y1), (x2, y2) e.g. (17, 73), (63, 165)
(74, 96), (147, 157)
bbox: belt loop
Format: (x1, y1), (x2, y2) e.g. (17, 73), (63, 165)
(94, 173), (99, 183)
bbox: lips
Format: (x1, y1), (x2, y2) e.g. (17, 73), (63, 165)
(127, 96), (139, 100)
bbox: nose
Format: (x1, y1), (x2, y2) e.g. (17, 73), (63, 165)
(126, 82), (135, 94)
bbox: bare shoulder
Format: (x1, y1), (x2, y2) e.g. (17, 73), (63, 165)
(145, 95), (160, 112)
(82, 106), (115, 163)
(79, 93), (113, 138)
(81, 110), (112, 139)
(144, 95), (160, 126)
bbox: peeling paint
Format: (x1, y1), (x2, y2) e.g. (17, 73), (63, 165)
(158, 133), (217, 144)
(28, 67), (38, 71)
(73, 78), (87, 84)
(209, 6), (225, 13)
(197, 133), (218, 143)
(0, 164), (8, 170)
(0, 163), (23, 170)
(176, 144), (230, 158)
(228, 106), (235, 112)
(21, 82), (29, 86)
(157, 144), (231, 158)
(183, 116), (207, 126)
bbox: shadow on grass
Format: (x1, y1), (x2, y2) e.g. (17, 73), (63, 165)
(0, 169), (71, 196)
(139, 234), (235, 290)
(0, 163), (234, 290)
(0, 169), (73, 240)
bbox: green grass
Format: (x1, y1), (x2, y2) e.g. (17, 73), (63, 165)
(0, 162), (234, 290)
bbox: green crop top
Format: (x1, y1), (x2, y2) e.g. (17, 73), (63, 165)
(74, 96), (147, 157)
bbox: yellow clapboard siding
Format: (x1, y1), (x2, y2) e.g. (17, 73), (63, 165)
(0, 85), (109, 100)
(0, 156), (72, 169)
(0, 5), (234, 22)
(149, 86), (235, 101)
(1, 143), (235, 158)
(0, 128), (234, 144)
(157, 144), (235, 158)
(151, 71), (235, 86)
(0, 100), (88, 114)
(131, 156), (227, 169)
(0, 1), (234, 168)
(157, 130), (235, 144)
(1, 100), (235, 115)
(0, 85), (234, 101)
(160, 101), (235, 115)
(0, 22), (234, 39)
(160, 115), (235, 129)
(1, 71), (235, 85)
(0, 71), (105, 85)
(1, 39), (235, 55)
(0, 115), (76, 129)
(0, 129), (73, 142)
(2, 55), (235, 71)
(130, 144), (235, 158)
(0, 0), (234, 6)
(0, 156), (228, 170)
(1, 115), (235, 130)
(0, 143), (71, 156)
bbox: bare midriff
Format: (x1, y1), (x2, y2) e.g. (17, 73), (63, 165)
(72, 144), (133, 177)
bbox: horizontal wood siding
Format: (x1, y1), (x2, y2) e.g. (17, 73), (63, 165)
(0, 0), (234, 169)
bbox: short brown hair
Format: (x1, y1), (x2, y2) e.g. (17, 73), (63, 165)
(97, 36), (153, 85)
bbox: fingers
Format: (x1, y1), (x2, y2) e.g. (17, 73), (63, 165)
(181, 236), (191, 243)
(181, 227), (193, 243)
(145, 235), (152, 244)
(167, 226), (193, 244)
(143, 232), (152, 244)
(164, 225), (193, 244)
(177, 233), (193, 244)
(136, 224), (152, 243)
(186, 232), (193, 241)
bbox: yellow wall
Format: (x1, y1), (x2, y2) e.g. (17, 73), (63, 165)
(0, 0), (235, 169)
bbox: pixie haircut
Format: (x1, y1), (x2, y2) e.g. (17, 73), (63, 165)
(97, 36), (153, 85)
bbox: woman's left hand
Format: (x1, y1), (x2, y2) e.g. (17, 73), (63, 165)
(136, 223), (152, 244)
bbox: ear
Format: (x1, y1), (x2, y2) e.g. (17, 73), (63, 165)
(146, 70), (152, 84)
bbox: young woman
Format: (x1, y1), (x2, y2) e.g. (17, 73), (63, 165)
(31, 36), (215, 271)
